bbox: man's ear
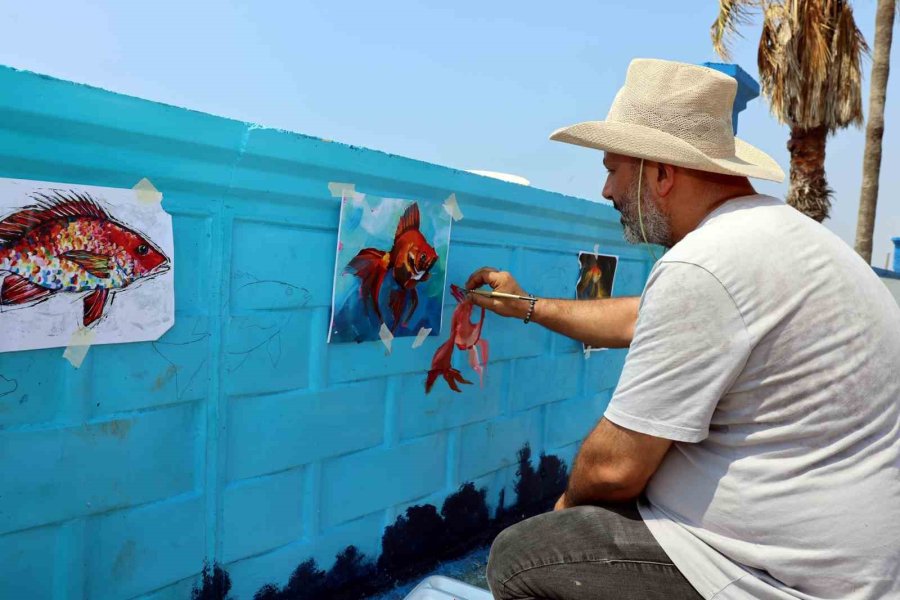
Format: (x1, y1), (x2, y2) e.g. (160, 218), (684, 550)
(654, 162), (677, 198)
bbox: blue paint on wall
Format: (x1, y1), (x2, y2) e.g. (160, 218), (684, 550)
(0, 64), (653, 598)
(236, 443), (568, 600)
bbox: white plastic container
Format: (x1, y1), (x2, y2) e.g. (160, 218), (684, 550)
(403, 575), (493, 600)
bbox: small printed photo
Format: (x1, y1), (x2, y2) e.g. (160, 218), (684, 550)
(576, 252), (618, 301)
(576, 251), (619, 354)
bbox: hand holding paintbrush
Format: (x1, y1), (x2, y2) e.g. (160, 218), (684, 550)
(465, 289), (534, 302)
(463, 267), (537, 322)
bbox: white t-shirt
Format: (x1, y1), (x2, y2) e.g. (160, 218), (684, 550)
(605, 195), (900, 599)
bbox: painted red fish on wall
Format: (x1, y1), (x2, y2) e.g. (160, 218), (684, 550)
(0, 191), (170, 326)
(425, 284), (489, 393)
(345, 202), (438, 332)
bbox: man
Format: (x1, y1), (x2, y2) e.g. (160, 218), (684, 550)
(467, 59), (900, 600)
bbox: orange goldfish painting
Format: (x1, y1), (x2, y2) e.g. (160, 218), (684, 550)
(0, 190), (170, 328)
(346, 203), (438, 331)
(576, 252), (617, 301)
(576, 251), (618, 353)
(329, 196), (450, 344)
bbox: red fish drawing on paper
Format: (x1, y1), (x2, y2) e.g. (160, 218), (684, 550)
(0, 190), (170, 327)
(345, 202), (438, 332)
(425, 284), (489, 393)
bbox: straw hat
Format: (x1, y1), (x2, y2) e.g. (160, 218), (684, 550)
(550, 59), (785, 182)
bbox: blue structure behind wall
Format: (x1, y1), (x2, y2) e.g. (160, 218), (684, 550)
(0, 63), (755, 599)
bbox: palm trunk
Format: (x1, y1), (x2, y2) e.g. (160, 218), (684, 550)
(854, 0), (896, 264)
(786, 125), (831, 222)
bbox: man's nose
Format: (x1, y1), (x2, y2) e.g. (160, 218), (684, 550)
(602, 179), (614, 203)
(603, 187), (618, 211)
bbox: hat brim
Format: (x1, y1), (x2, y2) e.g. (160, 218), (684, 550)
(549, 120), (785, 183)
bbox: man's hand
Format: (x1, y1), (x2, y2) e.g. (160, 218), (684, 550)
(465, 267), (531, 319)
(464, 267), (639, 348)
(554, 493), (570, 511)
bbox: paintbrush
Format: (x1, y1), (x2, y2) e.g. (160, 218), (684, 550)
(464, 288), (534, 302)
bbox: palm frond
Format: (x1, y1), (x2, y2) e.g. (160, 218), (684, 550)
(755, 0), (868, 130)
(799, 0), (832, 121)
(757, 2), (791, 121)
(711, 0), (760, 60)
(827, 1), (868, 126)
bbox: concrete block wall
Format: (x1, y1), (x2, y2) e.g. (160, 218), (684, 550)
(0, 66), (654, 599)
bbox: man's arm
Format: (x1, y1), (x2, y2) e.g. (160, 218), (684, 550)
(532, 296), (638, 349)
(556, 418), (671, 509)
(465, 267), (639, 348)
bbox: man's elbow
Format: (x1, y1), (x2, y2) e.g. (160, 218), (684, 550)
(584, 465), (649, 502)
(601, 478), (645, 502)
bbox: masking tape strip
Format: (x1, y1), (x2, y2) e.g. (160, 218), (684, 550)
(443, 193), (463, 221)
(63, 327), (96, 368)
(379, 323), (394, 354)
(593, 243), (600, 258)
(328, 182), (356, 198)
(411, 327), (432, 349)
(132, 178), (163, 204)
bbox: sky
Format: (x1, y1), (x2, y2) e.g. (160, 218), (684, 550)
(0, 0), (897, 264)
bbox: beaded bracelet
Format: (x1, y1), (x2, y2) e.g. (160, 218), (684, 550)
(523, 295), (537, 324)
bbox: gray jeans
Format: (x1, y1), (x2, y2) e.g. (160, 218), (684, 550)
(486, 502), (703, 600)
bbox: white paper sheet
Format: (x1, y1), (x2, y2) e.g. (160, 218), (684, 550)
(0, 178), (175, 353)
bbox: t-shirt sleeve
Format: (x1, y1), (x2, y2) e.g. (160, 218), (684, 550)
(604, 261), (752, 443)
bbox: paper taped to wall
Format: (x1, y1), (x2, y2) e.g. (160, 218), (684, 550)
(132, 177), (163, 204)
(379, 323), (394, 354)
(328, 182), (356, 198)
(62, 327), (95, 368)
(329, 194), (451, 344)
(576, 250), (618, 355)
(443, 193), (463, 221)
(412, 326), (432, 349)
(0, 177), (175, 353)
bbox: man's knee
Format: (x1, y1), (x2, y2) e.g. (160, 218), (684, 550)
(486, 505), (640, 597)
(486, 519), (534, 598)
(487, 515), (546, 599)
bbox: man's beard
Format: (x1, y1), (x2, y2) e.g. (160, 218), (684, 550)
(618, 172), (673, 247)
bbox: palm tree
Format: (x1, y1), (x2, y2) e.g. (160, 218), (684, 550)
(712, 1), (868, 222)
(854, 0), (896, 264)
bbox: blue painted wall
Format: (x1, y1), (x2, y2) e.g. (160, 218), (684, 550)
(0, 66), (654, 599)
